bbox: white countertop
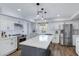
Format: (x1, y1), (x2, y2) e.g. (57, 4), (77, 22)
(20, 35), (53, 49)
(0, 36), (17, 41)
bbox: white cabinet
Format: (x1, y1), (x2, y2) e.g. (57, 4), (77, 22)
(52, 34), (59, 43)
(76, 36), (79, 55)
(0, 37), (17, 56)
(72, 35), (77, 46)
(10, 37), (17, 50)
(73, 23), (79, 30)
(0, 40), (9, 56)
(72, 35), (79, 46)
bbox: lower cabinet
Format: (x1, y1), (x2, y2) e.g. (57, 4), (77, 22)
(21, 45), (50, 56)
(52, 34), (59, 44)
(76, 37), (79, 55)
(0, 37), (17, 56)
(72, 35), (79, 46)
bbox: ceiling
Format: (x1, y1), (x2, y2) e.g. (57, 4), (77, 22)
(0, 3), (79, 22)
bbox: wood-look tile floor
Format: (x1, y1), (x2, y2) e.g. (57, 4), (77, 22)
(9, 49), (21, 56)
(49, 43), (77, 56)
(9, 43), (77, 56)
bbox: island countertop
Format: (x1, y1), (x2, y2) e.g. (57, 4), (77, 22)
(20, 35), (53, 49)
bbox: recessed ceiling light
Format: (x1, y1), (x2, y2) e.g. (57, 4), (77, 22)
(17, 9), (21, 11)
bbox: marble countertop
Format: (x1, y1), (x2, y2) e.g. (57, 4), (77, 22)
(20, 35), (53, 49)
(0, 36), (17, 41)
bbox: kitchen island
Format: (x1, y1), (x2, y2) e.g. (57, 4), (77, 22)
(20, 35), (53, 56)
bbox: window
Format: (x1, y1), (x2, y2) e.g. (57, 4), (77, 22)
(39, 23), (48, 33)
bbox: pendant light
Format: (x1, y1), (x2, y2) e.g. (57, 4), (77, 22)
(44, 11), (47, 19)
(35, 3), (40, 20)
(36, 3), (40, 15)
(35, 3), (47, 22)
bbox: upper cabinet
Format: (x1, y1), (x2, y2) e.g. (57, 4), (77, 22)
(0, 15), (30, 35)
(14, 23), (23, 34)
(73, 23), (79, 30)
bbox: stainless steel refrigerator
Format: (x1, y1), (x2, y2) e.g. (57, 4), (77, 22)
(60, 24), (73, 46)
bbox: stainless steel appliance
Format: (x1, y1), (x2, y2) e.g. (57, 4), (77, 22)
(60, 24), (73, 46)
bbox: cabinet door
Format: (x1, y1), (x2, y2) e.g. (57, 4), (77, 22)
(76, 40), (79, 55)
(72, 35), (76, 46)
(10, 37), (17, 50)
(0, 41), (7, 55)
(0, 40), (11, 56)
(52, 34), (59, 43)
(0, 37), (17, 56)
(73, 23), (79, 30)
